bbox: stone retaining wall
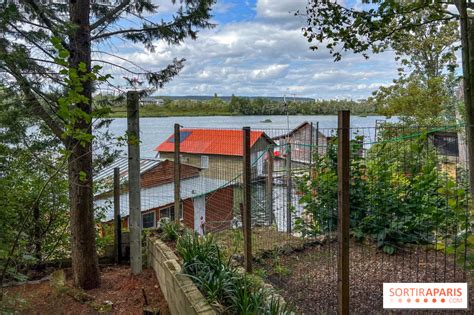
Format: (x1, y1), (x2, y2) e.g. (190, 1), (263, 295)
(146, 237), (216, 315)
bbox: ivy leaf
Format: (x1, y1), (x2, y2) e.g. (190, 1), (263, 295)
(79, 171), (87, 182)
(78, 62), (87, 73)
(59, 49), (69, 59)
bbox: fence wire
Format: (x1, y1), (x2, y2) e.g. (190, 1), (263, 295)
(97, 121), (473, 314)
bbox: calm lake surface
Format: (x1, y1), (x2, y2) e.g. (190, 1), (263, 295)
(106, 115), (394, 158)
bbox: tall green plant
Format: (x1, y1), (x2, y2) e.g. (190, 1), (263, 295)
(296, 136), (368, 236)
(176, 232), (294, 314)
(297, 131), (469, 254)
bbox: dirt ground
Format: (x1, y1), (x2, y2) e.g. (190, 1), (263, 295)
(215, 226), (307, 257)
(257, 240), (474, 315)
(2, 265), (169, 315)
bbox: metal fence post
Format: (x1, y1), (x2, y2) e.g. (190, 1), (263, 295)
(337, 110), (350, 315)
(174, 123), (181, 223)
(113, 167), (122, 264)
(127, 90), (142, 274)
(242, 126), (252, 273)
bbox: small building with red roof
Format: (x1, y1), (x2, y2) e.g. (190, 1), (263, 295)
(155, 129), (275, 180)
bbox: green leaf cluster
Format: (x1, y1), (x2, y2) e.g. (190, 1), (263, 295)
(296, 129), (470, 255)
(176, 232), (294, 314)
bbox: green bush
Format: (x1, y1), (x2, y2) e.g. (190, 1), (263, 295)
(176, 232), (294, 314)
(160, 219), (181, 242)
(297, 131), (469, 254)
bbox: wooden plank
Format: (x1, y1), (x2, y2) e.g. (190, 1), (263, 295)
(242, 127), (252, 273)
(337, 110), (350, 315)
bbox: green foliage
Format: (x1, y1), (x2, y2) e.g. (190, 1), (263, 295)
(303, 2), (460, 126)
(296, 136), (367, 236)
(231, 97), (374, 116)
(160, 220), (181, 242)
(297, 130), (469, 254)
(108, 96), (376, 117)
(365, 11), (459, 126)
(303, 2), (454, 62)
(176, 232), (294, 314)
(371, 76), (451, 125)
(0, 86), (70, 283)
(51, 37), (112, 146)
(0, 0), (217, 289)
(273, 260), (291, 277)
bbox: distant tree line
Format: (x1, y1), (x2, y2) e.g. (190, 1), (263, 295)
(100, 94), (376, 116)
(228, 95), (374, 115)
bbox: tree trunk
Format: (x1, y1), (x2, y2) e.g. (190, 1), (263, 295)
(68, 0), (100, 290)
(456, 0), (474, 200)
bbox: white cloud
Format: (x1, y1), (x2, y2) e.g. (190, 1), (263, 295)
(251, 64), (289, 80)
(96, 0), (401, 99)
(256, 0), (305, 21)
(214, 0), (236, 14)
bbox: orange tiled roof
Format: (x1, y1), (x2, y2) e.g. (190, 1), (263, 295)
(155, 129), (269, 156)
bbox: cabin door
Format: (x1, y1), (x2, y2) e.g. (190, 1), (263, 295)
(193, 196), (206, 234)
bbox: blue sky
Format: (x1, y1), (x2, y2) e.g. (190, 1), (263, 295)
(100, 0), (401, 100)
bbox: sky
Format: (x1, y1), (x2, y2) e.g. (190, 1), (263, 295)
(100, 0), (401, 100)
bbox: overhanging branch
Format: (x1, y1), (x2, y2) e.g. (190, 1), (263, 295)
(90, 0), (131, 31)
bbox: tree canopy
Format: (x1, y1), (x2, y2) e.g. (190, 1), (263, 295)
(0, 0), (215, 289)
(302, 1), (457, 62)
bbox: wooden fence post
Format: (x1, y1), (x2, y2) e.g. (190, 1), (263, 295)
(242, 127), (252, 273)
(315, 121), (320, 158)
(127, 90), (142, 275)
(174, 123), (181, 223)
(113, 167), (122, 264)
(309, 122), (314, 167)
(266, 146), (274, 225)
(337, 110), (350, 315)
(286, 144), (292, 234)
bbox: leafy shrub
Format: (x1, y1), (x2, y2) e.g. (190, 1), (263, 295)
(176, 232), (294, 314)
(160, 219), (181, 242)
(297, 131), (469, 254)
(296, 137), (368, 236)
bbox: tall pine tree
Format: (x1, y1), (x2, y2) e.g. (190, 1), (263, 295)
(0, 0), (215, 289)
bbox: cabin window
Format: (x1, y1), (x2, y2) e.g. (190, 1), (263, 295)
(142, 212), (155, 229)
(160, 206), (175, 221)
(159, 204), (184, 221)
(201, 155), (209, 169)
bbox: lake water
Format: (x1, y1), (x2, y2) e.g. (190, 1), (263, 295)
(105, 115), (393, 158)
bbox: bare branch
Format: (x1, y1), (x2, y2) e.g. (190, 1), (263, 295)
(8, 22), (56, 61)
(92, 59), (147, 75)
(90, 0), (131, 31)
(0, 62), (64, 140)
(23, 0), (68, 49)
(91, 26), (163, 41)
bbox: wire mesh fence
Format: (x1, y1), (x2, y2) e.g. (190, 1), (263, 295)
(96, 119), (473, 314)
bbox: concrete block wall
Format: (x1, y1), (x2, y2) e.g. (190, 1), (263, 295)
(147, 237), (216, 315)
